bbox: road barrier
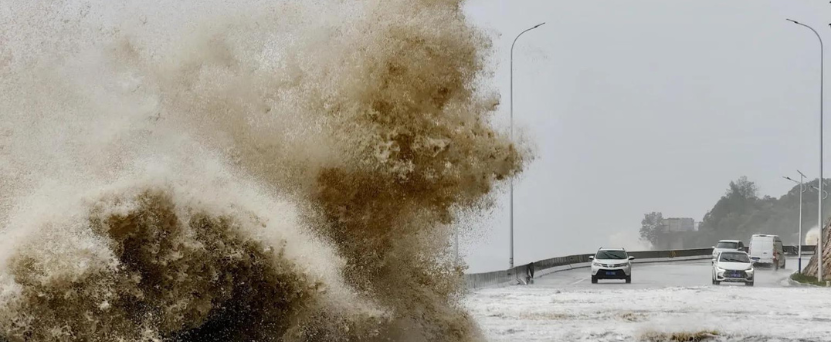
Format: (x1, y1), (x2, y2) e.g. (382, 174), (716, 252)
(784, 245), (816, 255)
(464, 245), (816, 290)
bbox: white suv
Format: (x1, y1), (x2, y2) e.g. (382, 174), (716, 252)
(590, 248), (634, 284)
(711, 240), (745, 259)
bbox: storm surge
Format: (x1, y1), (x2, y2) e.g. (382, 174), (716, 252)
(0, 0), (525, 341)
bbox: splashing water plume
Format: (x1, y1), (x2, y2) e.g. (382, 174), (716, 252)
(806, 226), (820, 245)
(0, 0), (526, 340)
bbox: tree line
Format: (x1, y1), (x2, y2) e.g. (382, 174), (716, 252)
(640, 176), (831, 249)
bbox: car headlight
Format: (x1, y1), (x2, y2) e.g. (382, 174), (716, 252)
(592, 262), (601, 267)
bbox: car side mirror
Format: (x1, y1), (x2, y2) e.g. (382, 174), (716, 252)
(628, 256), (635, 260)
(711, 246), (715, 249)
(588, 256), (594, 260)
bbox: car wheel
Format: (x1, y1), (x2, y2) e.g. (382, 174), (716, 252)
(745, 281), (754, 287)
(625, 276), (631, 284)
(591, 275), (597, 284)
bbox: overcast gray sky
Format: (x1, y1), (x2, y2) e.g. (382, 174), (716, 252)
(461, 0), (831, 272)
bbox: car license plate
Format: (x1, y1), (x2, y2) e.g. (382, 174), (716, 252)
(605, 271), (616, 275)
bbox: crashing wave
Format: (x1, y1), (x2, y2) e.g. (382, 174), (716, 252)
(0, 0), (526, 340)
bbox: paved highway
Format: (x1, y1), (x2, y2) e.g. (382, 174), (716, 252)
(532, 257), (802, 289)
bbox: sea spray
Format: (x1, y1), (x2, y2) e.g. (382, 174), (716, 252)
(0, 0), (526, 340)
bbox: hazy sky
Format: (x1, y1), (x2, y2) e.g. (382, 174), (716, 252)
(462, 0), (831, 272)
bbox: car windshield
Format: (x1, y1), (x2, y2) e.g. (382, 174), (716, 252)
(719, 252), (750, 263)
(595, 250), (627, 260)
(716, 242), (738, 249)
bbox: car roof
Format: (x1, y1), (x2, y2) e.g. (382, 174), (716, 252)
(717, 250), (748, 255)
(718, 240), (741, 243)
(597, 248), (626, 251)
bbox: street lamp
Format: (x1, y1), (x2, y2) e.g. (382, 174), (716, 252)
(509, 22), (545, 269)
(784, 170), (807, 272)
(787, 19), (824, 282)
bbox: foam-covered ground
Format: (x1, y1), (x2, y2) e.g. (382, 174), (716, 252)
(466, 258), (831, 341)
(467, 285), (831, 341)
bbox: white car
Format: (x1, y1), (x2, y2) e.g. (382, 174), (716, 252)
(712, 251), (755, 286)
(590, 248), (634, 284)
(711, 239), (745, 259)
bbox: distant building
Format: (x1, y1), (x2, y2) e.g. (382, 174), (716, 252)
(663, 217), (695, 232)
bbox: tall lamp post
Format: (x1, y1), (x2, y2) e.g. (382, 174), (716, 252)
(784, 170), (807, 272)
(509, 22), (545, 269)
(787, 19), (824, 281)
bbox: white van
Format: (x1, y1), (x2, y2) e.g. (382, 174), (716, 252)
(748, 234), (785, 269)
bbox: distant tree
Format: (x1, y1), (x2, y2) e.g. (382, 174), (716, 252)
(728, 176), (758, 199)
(640, 212), (667, 247)
(700, 176), (759, 236)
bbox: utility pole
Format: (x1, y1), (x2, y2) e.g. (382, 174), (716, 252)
(787, 19), (824, 281)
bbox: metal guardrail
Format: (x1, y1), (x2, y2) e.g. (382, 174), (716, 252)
(784, 245), (816, 255)
(464, 245), (817, 289)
